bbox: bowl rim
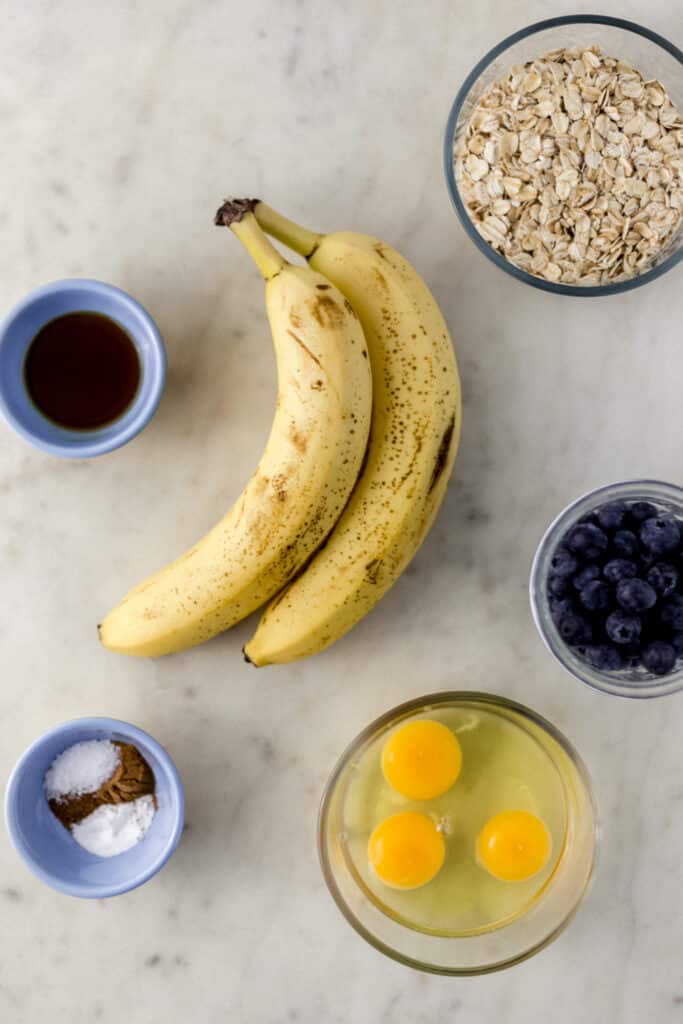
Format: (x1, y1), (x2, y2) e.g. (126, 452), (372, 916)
(317, 690), (596, 975)
(0, 278), (166, 457)
(4, 716), (185, 898)
(443, 14), (683, 297)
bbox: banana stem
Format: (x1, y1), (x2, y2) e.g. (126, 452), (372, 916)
(215, 200), (286, 281)
(254, 202), (322, 259)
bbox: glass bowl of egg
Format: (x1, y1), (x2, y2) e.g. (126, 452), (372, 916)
(444, 15), (683, 296)
(318, 692), (596, 974)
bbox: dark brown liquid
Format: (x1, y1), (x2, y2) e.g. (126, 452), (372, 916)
(24, 312), (141, 430)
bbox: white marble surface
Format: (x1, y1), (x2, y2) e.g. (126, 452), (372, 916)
(1, 1), (682, 1021)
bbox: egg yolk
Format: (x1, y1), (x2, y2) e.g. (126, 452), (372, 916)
(476, 810), (552, 882)
(368, 812), (445, 890)
(381, 719), (462, 800)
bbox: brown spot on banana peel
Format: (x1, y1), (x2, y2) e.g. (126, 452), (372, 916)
(308, 295), (346, 328)
(289, 423), (308, 454)
(285, 330), (324, 372)
(307, 299), (326, 327)
(233, 492), (247, 528)
(269, 471), (292, 509)
(263, 580), (293, 617)
(252, 473), (270, 496)
(428, 416), (456, 494)
(255, 490), (329, 564)
(393, 429), (424, 493)
(364, 558), (383, 585)
(316, 283), (331, 291)
(261, 516), (334, 621)
(373, 268), (389, 292)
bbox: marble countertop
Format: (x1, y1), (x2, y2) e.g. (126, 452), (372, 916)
(1, 1), (682, 1021)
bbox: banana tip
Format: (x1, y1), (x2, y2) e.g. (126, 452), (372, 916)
(243, 646), (267, 668)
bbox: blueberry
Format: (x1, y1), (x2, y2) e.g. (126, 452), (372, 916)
(548, 574), (570, 598)
(557, 611), (592, 644)
(572, 564), (601, 590)
(606, 610), (642, 644)
(549, 596), (574, 623)
(579, 580), (611, 611)
(597, 501), (627, 531)
(616, 578), (657, 612)
(646, 562), (678, 597)
(641, 641), (676, 676)
(629, 501), (658, 523)
(640, 516), (681, 555)
(612, 530), (639, 558)
(621, 643), (643, 668)
(549, 547), (578, 577)
(603, 559), (637, 584)
(582, 643), (623, 671)
(660, 594), (683, 631)
(671, 632), (683, 655)
(566, 522), (609, 559)
(638, 550), (658, 570)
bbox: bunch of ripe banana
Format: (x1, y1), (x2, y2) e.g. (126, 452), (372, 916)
(99, 199), (461, 665)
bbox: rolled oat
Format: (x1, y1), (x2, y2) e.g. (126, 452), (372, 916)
(455, 46), (683, 285)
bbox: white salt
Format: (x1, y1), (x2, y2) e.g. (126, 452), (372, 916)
(45, 740), (120, 801)
(71, 794), (157, 857)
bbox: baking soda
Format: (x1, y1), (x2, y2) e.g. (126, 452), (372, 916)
(71, 794), (157, 857)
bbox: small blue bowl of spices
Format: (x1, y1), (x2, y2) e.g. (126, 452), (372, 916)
(0, 279), (166, 457)
(4, 717), (184, 898)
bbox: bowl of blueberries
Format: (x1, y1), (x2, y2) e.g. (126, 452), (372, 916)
(530, 480), (683, 698)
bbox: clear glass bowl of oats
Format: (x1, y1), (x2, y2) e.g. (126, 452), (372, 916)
(444, 15), (683, 295)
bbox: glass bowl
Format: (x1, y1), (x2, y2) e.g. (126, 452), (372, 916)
(444, 15), (683, 296)
(530, 480), (683, 699)
(318, 692), (596, 975)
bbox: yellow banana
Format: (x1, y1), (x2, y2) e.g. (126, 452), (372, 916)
(99, 203), (372, 656)
(245, 203), (461, 665)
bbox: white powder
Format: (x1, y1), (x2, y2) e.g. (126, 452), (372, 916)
(45, 740), (120, 801)
(71, 794), (157, 857)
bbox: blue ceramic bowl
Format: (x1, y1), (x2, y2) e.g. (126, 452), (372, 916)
(0, 279), (166, 457)
(4, 718), (184, 898)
